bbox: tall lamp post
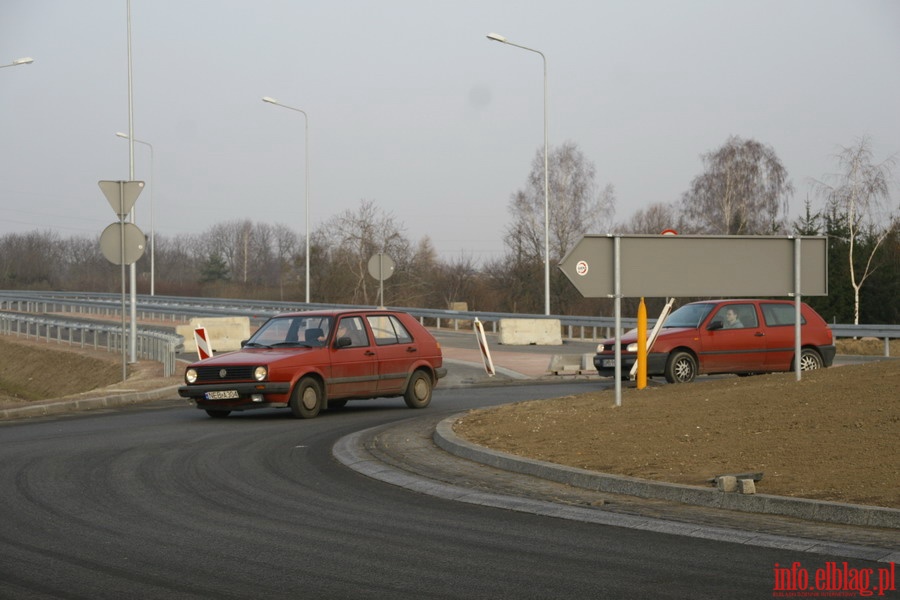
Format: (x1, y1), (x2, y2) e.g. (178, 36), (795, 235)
(262, 96), (311, 303)
(0, 57), (34, 69)
(486, 32), (550, 316)
(116, 132), (155, 295)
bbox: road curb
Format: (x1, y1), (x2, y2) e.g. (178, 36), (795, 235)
(434, 414), (900, 530)
(334, 420), (899, 563)
(0, 385), (182, 421)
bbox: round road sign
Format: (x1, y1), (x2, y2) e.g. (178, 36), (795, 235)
(99, 222), (146, 265)
(367, 253), (395, 281)
(575, 260), (589, 276)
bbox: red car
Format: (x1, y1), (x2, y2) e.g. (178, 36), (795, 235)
(178, 309), (446, 418)
(593, 299), (836, 383)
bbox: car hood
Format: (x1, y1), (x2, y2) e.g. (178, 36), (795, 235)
(189, 346), (323, 367)
(604, 326), (696, 345)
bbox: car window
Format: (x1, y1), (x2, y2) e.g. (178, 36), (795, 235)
(712, 304), (758, 329)
(367, 314), (414, 346)
(665, 303), (714, 328)
(251, 317), (295, 345)
(250, 316), (333, 346)
(761, 303), (807, 327)
(334, 316), (368, 347)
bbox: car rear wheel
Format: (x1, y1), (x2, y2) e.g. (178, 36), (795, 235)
(665, 351), (697, 384)
(795, 348), (824, 371)
(404, 370), (432, 409)
(290, 377), (322, 419)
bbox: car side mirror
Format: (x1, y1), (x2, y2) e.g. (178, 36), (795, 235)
(335, 336), (352, 348)
(240, 339), (250, 347)
(707, 321), (723, 331)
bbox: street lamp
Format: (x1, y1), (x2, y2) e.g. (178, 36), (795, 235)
(0, 57), (33, 69)
(486, 32), (550, 316)
(116, 132), (155, 295)
(262, 96), (311, 303)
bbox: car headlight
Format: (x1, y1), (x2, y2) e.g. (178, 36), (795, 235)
(596, 344), (606, 352)
(626, 343), (638, 352)
(254, 366), (267, 381)
(185, 368), (198, 384)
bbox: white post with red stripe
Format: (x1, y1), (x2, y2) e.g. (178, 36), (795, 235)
(474, 318), (495, 377)
(194, 326), (212, 360)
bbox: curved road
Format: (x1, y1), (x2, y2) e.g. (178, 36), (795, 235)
(0, 384), (886, 599)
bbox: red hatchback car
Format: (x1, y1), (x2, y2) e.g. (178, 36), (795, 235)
(593, 299), (836, 383)
(178, 309), (446, 418)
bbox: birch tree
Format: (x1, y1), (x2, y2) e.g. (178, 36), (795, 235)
(504, 141), (616, 312)
(812, 136), (897, 324)
(681, 136), (793, 234)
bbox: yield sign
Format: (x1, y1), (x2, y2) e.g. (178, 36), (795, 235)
(99, 180), (144, 218)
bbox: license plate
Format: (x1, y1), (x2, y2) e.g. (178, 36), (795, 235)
(205, 390), (239, 400)
(601, 359), (616, 367)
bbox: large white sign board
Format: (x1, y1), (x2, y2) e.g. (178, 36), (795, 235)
(559, 235), (828, 298)
(559, 235), (829, 406)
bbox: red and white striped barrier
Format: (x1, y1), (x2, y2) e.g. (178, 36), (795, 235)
(194, 327), (212, 360)
(474, 318), (495, 377)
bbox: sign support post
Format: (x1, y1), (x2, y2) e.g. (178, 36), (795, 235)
(98, 180), (145, 381)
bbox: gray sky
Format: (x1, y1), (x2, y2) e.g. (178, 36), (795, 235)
(2, 0), (898, 264)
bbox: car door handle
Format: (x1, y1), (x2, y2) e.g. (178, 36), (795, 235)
(754, 332), (765, 337)
(365, 350), (376, 356)
(407, 347), (418, 353)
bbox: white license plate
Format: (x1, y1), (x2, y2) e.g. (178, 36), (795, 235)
(205, 390), (239, 400)
(601, 359), (616, 367)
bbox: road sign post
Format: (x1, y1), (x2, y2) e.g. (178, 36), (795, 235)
(98, 180), (145, 380)
(367, 253), (395, 308)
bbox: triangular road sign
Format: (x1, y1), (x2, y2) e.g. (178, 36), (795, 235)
(99, 180), (144, 217)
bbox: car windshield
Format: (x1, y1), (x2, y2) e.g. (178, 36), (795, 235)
(247, 315), (334, 347)
(663, 303), (714, 328)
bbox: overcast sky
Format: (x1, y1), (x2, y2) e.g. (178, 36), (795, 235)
(2, 0), (898, 264)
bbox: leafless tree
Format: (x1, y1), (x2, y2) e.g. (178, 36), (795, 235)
(504, 141), (616, 312)
(432, 253), (478, 309)
(616, 202), (684, 234)
(316, 200), (409, 305)
(0, 231), (65, 289)
(507, 141), (615, 262)
(681, 135), (793, 235)
(812, 136), (897, 323)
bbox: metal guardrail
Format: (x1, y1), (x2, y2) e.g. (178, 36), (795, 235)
(1, 291), (897, 358)
(0, 311), (183, 377)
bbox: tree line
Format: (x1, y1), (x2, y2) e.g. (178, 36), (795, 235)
(1, 136), (896, 324)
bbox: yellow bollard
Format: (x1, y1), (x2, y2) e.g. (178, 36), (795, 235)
(637, 297), (647, 389)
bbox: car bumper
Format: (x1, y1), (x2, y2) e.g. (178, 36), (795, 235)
(178, 381), (292, 400)
(593, 352), (668, 377)
(820, 344), (837, 367)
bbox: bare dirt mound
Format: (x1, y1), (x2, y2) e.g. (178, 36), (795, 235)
(456, 358), (900, 509)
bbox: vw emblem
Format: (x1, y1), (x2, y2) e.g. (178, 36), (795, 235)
(219, 369), (227, 378)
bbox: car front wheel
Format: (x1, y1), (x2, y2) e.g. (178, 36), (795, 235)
(404, 370), (433, 409)
(290, 377), (323, 419)
(665, 351), (697, 384)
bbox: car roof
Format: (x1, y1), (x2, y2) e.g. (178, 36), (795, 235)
(269, 309), (394, 318)
(688, 299), (797, 305)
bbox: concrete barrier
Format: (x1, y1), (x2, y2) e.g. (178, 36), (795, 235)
(176, 317), (251, 356)
(498, 318), (562, 345)
(547, 353), (596, 374)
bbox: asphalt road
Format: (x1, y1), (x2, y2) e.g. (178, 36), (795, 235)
(2, 383), (891, 600)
